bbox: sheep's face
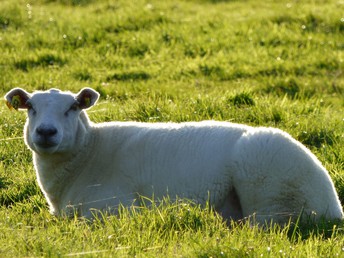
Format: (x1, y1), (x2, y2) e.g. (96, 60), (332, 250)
(5, 88), (99, 155)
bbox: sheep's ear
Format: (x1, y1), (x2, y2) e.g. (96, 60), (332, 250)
(76, 88), (99, 109)
(5, 88), (31, 110)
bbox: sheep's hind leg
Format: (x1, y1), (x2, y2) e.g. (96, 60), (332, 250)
(231, 129), (343, 225)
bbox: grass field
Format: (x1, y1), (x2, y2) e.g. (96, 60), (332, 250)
(0, 0), (343, 256)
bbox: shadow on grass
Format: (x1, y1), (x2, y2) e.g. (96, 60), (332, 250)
(14, 53), (67, 72)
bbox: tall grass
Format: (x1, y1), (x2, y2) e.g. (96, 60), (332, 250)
(0, 0), (343, 256)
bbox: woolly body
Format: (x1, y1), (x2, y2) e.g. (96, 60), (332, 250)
(5, 88), (343, 224)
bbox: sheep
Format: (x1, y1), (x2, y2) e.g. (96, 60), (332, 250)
(5, 87), (344, 224)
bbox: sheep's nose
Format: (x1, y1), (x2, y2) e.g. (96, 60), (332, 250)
(36, 126), (57, 137)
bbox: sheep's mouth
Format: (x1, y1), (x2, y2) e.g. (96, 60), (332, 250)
(36, 142), (58, 148)
(33, 144), (60, 155)
(33, 140), (59, 153)
(34, 137), (58, 146)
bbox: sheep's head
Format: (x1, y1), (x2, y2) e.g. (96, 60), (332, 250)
(5, 88), (99, 155)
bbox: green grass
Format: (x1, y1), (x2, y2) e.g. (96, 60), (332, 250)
(0, 0), (343, 256)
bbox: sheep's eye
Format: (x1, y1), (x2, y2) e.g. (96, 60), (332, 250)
(26, 101), (36, 114)
(65, 102), (79, 116)
(70, 102), (79, 111)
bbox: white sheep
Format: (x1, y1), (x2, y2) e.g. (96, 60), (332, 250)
(5, 87), (344, 224)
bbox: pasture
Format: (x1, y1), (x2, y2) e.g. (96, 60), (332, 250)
(0, 0), (343, 256)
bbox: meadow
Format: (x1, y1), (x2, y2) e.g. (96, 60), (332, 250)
(0, 0), (343, 256)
